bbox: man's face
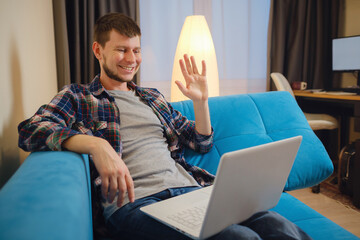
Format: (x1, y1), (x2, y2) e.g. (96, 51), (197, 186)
(99, 30), (142, 83)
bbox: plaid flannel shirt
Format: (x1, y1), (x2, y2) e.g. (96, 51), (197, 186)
(18, 75), (215, 186)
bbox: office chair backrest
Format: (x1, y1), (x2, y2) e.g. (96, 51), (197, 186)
(270, 72), (338, 131)
(270, 72), (295, 97)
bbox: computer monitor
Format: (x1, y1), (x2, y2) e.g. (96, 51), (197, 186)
(332, 35), (360, 86)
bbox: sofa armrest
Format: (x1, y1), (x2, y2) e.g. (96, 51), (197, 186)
(0, 151), (93, 240)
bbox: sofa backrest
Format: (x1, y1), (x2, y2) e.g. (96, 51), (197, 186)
(170, 91), (333, 191)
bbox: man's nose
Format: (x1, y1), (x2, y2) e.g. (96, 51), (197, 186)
(124, 51), (136, 63)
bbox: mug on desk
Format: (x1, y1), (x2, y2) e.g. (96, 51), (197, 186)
(291, 81), (307, 90)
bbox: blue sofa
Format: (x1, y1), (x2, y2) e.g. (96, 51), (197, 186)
(0, 91), (358, 240)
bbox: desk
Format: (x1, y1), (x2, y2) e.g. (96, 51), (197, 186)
(293, 91), (360, 207)
(293, 90), (360, 102)
(293, 90), (360, 148)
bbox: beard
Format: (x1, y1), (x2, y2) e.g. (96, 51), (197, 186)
(102, 62), (130, 83)
(102, 55), (137, 83)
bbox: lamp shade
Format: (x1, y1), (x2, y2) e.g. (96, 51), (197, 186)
(171, 15), (219, 102)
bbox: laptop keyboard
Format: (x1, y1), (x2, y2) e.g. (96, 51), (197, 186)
(167, 205), (206, 229)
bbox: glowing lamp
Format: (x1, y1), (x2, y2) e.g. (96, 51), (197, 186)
(171, 15), (219, 102)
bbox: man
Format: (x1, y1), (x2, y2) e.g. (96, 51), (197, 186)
(18, 13), (311, 240)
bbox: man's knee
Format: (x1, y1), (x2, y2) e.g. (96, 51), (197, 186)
(210, 224), (261, 240)
(242, 211), (312, 240)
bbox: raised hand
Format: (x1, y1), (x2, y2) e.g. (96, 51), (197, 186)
(175, 54), (208, 102)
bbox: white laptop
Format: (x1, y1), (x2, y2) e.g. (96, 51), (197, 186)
(140, 136), (302, 239)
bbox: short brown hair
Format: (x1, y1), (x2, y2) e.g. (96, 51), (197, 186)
(94, 13), (141, 47)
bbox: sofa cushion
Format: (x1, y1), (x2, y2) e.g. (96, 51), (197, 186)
(170, 91), (334, 190)
(274, 193), (359, 240)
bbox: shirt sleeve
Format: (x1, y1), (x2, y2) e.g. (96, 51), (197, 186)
(18, 87), (81, 152)
(193, 128), (214, 153)
(168, 103), (214, 153)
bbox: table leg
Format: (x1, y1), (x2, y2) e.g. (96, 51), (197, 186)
(354, 139), (360, 208)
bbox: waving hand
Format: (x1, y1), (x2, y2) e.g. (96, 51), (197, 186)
(175, 54), (208, 102)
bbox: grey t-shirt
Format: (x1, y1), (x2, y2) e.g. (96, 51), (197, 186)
(102, 89), (199, 220)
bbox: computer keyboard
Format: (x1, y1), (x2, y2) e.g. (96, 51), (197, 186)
(167, 205), (206, 229)
(313, 91), (357, 96)
(333, 87), (360, 95)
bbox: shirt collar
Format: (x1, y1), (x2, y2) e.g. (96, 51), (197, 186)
(89, 75), (109, 98)
(89, 75), (157, 101)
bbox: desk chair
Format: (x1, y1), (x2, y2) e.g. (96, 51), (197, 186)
(270, 73), (338, 130)
(270, 72), (339, 193)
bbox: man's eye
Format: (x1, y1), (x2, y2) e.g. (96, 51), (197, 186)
(117, 49), (125, 52)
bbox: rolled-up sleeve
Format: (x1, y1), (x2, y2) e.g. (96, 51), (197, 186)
(18, 88), (80, 152)
(193, 129), (214, 153)
(169, 106), (214, 153)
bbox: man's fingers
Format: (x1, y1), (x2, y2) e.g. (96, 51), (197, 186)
(117, 176), (127, 207)
(175, 80), (188, 94)
(201, 60), (206, 76)
(107, 176), (118, 203)
(101, 177), (109, 200)
(183, 54), (193, 75)
(126, 174), (135, 203)
(190, 56), (199, 75)
(179, 59), (190, 80)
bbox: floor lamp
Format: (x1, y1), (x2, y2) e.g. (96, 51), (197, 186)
(171, 15), (219, 102)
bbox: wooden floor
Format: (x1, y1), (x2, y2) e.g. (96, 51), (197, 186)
(288, 188), (360, 237)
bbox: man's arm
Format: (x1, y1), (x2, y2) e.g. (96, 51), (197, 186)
(174, 54), (212, 136)
(18, 86), (134, 208)
(18, 88), (82, 152)
(62, 134), (135, 207)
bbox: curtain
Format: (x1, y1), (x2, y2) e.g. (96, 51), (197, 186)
(138, 0), (193, 100)
(212, 0), (270, 94)
(53, 0), (138, 90)
(268, 0), (340, 90)
(52, 1), (138, 237)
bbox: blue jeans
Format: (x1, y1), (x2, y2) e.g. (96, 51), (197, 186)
(106, 187), (312, 240)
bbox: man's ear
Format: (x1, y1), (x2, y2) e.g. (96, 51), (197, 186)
(92, 42), (102, 60)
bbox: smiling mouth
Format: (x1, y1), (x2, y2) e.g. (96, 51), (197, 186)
(119, 65), (135, 72)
